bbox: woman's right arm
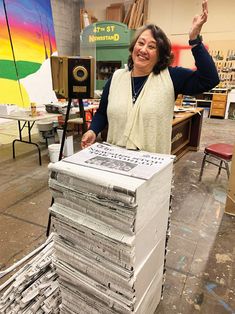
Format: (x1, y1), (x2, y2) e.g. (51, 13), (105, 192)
(81, 77), (112, 149)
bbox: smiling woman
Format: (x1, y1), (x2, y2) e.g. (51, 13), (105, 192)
(128, 25), (173, 76)
(130, 29), (158, 76)
(81, 0), (219, 155)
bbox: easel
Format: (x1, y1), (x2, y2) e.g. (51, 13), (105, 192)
(46, 97), (86, 236)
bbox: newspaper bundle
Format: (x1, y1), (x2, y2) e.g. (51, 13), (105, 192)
(48, 143), (174, 313)
(0, 234), (61, 313)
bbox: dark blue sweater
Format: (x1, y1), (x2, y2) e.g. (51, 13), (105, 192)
(90, 43), (219, 135)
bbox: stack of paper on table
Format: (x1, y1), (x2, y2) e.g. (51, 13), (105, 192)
(48, 143), (174, 313)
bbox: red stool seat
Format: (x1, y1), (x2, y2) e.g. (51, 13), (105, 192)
(205, 143), (233, 161)
(199, 143), (234, 181)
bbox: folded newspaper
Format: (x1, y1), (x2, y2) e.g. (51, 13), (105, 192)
(48, 142), (174, 313)
(63, 142), (174, 180)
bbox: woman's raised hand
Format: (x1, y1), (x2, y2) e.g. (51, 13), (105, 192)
(189, 0), (208, 40)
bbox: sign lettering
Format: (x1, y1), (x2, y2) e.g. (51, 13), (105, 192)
(88, 34), (120, 43)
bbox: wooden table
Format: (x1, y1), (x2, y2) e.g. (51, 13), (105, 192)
(0, 112), (61, 165)
(171, 108), (204, 159)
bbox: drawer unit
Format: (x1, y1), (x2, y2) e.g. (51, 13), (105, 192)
(210, 93), (227, 118)
(210, 108), (225, 116)
(212, 102), (226, 109)
(212, 94), (227, 102)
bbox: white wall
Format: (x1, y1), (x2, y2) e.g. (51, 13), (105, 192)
(51, 0), (82, 55)
(148, 0), (235, 42)
(83, 0), (235, 68)
(84, 0), (124, 21)
(84, 0), (235, 42)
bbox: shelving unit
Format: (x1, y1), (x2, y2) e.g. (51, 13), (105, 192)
(182, 95), (197, 107)
(195, 92), (212, 108)
(96, 61), (121, 81)
(215, 60), (235, 89)
(209, 49), (235, 89)
(198, 49), (235, 119)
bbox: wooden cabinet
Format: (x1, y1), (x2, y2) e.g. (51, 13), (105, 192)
(210, 93), (227, 118)
(195, 89), (228, 118)
(171, 108), (203, 158)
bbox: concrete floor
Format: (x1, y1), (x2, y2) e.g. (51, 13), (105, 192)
(0, 117), (235, 313)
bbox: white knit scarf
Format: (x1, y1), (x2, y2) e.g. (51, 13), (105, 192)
(107, 68), (175, 154)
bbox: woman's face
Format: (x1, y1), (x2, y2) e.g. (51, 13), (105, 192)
(132, 29), (158, 75)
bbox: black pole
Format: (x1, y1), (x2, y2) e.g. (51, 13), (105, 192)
(78, 98), (87, 134)
(59, 98), (72, 160)
(2, 0), (24, 105)
(46, 98), (72, 237)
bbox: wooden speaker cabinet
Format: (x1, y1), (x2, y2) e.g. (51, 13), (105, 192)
(51, 56), (95, 99)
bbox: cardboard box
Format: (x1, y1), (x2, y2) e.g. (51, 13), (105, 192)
(225, 145), (235, 215)
(106, 3), (124, 22)
(0, 104), (18, 115)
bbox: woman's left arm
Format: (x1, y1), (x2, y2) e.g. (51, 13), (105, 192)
(170, 43), (219, 97)
(170, 0), (219, 97)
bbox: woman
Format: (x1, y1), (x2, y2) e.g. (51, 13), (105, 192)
(81, 0), (219, 154)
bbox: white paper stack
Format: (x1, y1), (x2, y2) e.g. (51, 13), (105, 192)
(0, 234), (61, 313)
(48, 143), (174, 314)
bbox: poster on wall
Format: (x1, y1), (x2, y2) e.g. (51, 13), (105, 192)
(0, 0), (57, 108)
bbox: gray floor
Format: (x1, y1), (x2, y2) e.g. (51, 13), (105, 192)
(0, 117), (235, 313)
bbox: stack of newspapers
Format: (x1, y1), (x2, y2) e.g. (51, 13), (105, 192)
(0, 234), (61, 313)
(48, 143), (174, 314)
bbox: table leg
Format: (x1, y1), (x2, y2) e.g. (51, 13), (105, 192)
(12, 140), (42, 165)
(13, 120), (42, 165)
(28, 121), (31, 142)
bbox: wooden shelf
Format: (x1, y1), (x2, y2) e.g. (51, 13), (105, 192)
(196, 99), (212, 103)
(212, 88), (229, 92)
(96, 60), (122, 82)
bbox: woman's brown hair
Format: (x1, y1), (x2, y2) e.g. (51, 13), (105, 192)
(127, 24), (174, 74)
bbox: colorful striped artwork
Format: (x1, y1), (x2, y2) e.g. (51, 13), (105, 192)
(0, 0), (57, 107)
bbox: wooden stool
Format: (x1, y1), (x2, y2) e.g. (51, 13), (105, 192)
(199, 143), (233, 181)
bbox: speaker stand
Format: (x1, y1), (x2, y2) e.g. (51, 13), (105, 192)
(46, 97), (86, 237)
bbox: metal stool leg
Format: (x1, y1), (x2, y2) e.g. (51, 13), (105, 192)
(225, 161), (230, 179)
(199, 153), (207, 181)
(217, 160), (223, 176)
